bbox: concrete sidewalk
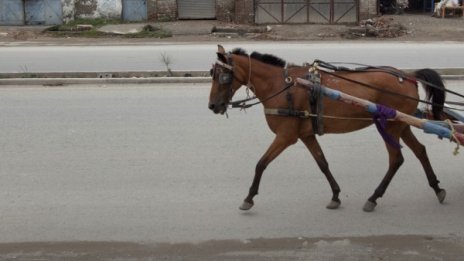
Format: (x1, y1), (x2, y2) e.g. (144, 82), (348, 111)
(0, 20), (266, 44)
(1, 15), (464, 85)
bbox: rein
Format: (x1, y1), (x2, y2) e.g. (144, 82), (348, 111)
(214, 54), (295, 110)
(318, 66), (464, 112)
(314, 60), (464, 107)
(215, 56), (464, 114)
(230, 77), (294, 109)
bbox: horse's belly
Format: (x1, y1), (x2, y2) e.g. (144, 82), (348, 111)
(323, 119), (373, 134)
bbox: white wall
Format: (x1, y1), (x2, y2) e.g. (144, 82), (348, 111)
(66, 0), (122, 20)
(96, 0), (122, 19)
(62, 0), (76, 23)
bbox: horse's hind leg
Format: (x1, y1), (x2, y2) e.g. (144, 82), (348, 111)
(300, 135), (341, 209)
(240, 135), (296, 211)
(364, 126), (405, 212)
(400, 126), (446, 203)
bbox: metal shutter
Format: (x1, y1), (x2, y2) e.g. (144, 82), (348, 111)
(256, 0), (309, 23)
(0, 0), (24, 25)
(122, 0), (148, 21)
(25, 0), (63, 25)
(255, 0), (358, 24)
(178, 0), (216, 19)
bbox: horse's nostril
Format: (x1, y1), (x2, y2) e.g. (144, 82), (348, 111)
(208, 103), (215, 110)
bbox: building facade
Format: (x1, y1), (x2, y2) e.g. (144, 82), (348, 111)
(0, 0), (380, 26)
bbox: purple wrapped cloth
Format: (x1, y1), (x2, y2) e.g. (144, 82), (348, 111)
(373, 104), (402, 150)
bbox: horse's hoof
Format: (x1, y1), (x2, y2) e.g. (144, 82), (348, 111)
(436, 189), (446, 203)
(239, 201), (254, 211)
(363, 200), (377, 212)
(326, 200), (341, 209)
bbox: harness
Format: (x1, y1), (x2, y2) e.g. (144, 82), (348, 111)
(212, 53), (294, 110)
(213, 55), (376, 136)
(263, 69), (325, 135)
(212, 56), (462, 137)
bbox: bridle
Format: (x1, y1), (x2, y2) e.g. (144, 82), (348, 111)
(211, 53), (294, 110)
(211, 53), (252, 95)
(210, 55), (236, 106)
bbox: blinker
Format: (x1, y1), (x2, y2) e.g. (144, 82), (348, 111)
(219, 73), (233, 85)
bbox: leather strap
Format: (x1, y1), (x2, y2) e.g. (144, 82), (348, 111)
(264, 108), (311, 119)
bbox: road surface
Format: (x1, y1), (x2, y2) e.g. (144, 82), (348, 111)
(1, 42), (464, 73)
(0, 82), (463, 260)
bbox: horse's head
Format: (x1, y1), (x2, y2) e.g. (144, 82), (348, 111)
(208, 45), (245, 115)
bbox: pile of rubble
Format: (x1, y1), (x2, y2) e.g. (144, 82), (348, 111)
(344, 17), (408, 38)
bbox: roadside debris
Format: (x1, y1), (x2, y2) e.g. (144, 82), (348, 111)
(344, 17), (408, 38)
(211, 25), (269, 38)
(76, 24), (93, 31)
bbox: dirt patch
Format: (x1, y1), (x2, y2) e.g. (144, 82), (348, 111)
(258, 14), (464, 41)
(9, 31), (40, 41)
(1, 14), (463, 44)
(0, 235), (463, 261)
(344, 17), (408, 38)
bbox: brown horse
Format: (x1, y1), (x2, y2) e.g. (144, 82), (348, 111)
(208, 45), (447, 212)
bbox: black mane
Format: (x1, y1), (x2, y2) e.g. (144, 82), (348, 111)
(250, 51), (286, 68)
(231, 48), (248, 56)
(230, 48), (286, 68)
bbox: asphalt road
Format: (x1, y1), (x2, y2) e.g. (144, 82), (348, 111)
(1, 42), (464, 73)
(0, 82), (464, 259)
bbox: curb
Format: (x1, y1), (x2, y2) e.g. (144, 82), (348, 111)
(0, 77), (212, 86)
(0, 70), (463, 86)
(443, 75), (464, 81)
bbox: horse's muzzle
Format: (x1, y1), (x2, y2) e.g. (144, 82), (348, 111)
(208, 102), (227, 114)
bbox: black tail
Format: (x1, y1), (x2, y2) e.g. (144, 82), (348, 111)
(415, 69), (446, 120)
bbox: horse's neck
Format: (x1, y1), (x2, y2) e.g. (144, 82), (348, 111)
(247, 62), (285, 100)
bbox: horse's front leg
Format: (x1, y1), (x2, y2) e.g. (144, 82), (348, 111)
(240, 135), (296, 210)
(300, 135), (341, 209)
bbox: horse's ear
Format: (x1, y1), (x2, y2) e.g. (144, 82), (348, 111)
(217, 45), (225, 54)
(217, 52), (227, 63)
(216, 45), (227, 63)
